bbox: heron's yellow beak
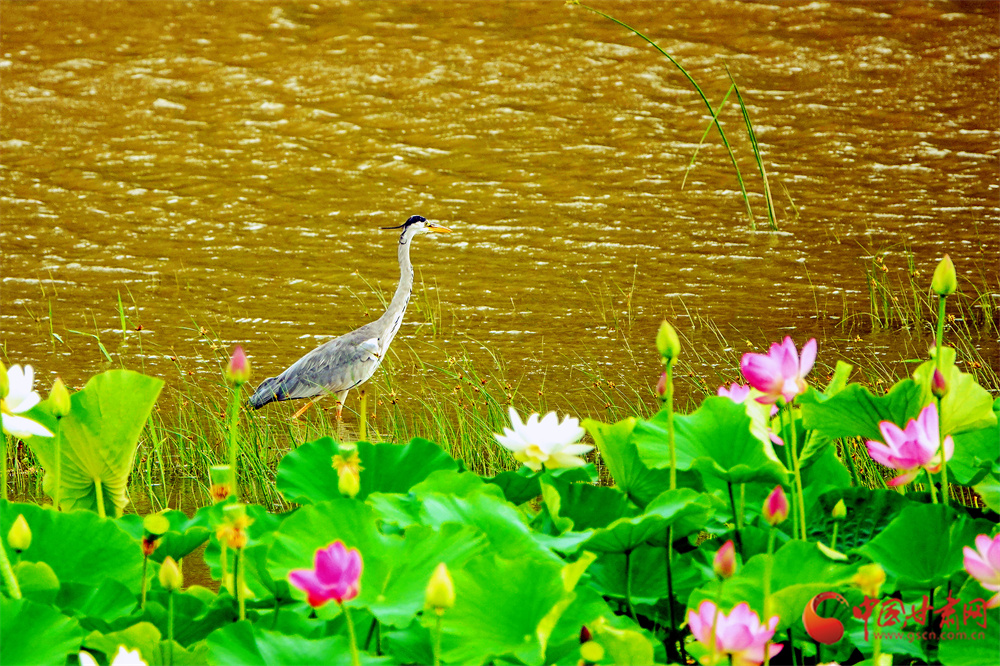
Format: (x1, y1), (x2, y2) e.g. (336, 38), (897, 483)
(429, 224), (452, 233)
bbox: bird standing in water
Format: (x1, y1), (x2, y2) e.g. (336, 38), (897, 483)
(248, 215), (451, 419)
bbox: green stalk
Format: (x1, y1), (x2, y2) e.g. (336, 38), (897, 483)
(227, 386), (241, 500)
(433, 613), (442, 666)
(924, 467), (938, 505)
(0, 541), (21, 599)
(0, 437), (6, 502)
(52, 424), (63, 510)
(783, 406), (807, 540)
(220, 544), (230, 594)
(763, 528), (776, 666)
(94, 478), (106, 519)
(342, 604), (362, 666)
(726, 482), (744, 559)
(235, 547), (246, 621)
(934, 295), (950, 507)
(141, 555), (149, 609)
(842, 439), (861, 487)
(665, 365), (676, 490)
(167, 591), (175, 666)
(624, 548), (637, 622)
(831, 522), (839, 551)
(664, 526), (683, 664)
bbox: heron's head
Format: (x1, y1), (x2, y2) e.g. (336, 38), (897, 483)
(382, 215), (452, 240)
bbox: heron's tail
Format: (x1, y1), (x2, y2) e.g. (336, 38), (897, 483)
(247, 376), (287, 410)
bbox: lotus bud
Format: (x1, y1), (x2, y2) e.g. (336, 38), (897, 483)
(49, 378), (72, 419)
(141, 535), (160, 557)
(333, 447), (364, 499)
(425, 562), (455, 615)
(7, 514), (31, 552)
(580, 641), (605, 663)
(159, 556), (183, 591)
(226, 345), (251, 386)
(656, 321), (681, 365)
(338, 467), (361, 499)
(656, 372), (667, 399)
(931, 368), (948, 400)
(713, 540), (736, 579)
(0, 361), (8, 400)
(852, 563), (886, 598)
(209, 465), (234, 503)
(580, 626), (592, 643)
(831, 499), (847, 521)
(763, 486), (789, 526)
(931, 254), (957, 296)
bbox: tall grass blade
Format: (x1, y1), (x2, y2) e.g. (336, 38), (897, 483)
(726, 67), (777, 230)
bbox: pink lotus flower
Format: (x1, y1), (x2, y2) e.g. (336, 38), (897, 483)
(763, 486), (789, 526)
(288, 541), (362, 607)
(963, 533), (1000, 609)
(718, 383), (752, 403)
(740, 337), (817, 405)
(687, 600), (783, 666)
(865, 403), (954, 486)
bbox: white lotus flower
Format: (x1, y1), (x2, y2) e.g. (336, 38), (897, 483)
(494, 407), (592, 471)
(79, 646), (148, 666)
(1, 364), (52, 439)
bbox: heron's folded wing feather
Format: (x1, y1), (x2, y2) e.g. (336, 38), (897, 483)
(278, 334), (381, 399)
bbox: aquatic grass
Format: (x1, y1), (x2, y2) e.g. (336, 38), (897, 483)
(570, 1), (764, 229)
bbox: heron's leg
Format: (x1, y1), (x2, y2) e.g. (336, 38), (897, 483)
(334, 389), (350, 421)
(291, 396), (322, 420)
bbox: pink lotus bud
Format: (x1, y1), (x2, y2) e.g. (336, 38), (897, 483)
(656, 372), (667, 398)
(763, 486), (789, 526)
(226, 346), (251, 386)
(713, 540), (737, 579)
(931, 368), (948, 399)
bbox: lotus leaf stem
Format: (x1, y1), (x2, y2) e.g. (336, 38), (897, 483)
(342, 603), (362, 666)
(0, 540), (21, 599)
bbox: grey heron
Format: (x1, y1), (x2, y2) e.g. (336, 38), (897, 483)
(248, 215), (452, 419)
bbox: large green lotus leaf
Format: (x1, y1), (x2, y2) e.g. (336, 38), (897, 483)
(807, 488), (914, 554)
(974, 472), (1000, 514)
(583, 417), (702, 508)
(633, 397), (789, 486)
(57, 579), (139, 632)
(431, 552), (567, 666)
(382, 620), (434, 666)
(0, 500), (144, 593)
(143, 588), (236, 647)
(799, 377), (923, 441)
(13, 560), (60, 605)
(276, 436), (459, 505)
(82, 622), (161, 665)
(688, 541), (860, 633)
(485, 466), (591, 506)
(912, 348), (997, 435)
(205, 621), (392, 666)
(265, 499), (395, 612)
(591, 615), (658, 666)
(587, 543), (669, 605)
(416, 487), (562, 565)
(543, 586), (617, 664)
(856, 503), (995, 592)
(368, 522), (487, 626)
(27, 370), (163, 516)
(1, 597), (84, 666)
(938, 577), (1000, 666)
(117, 510), (211, 563)
(947, 398), (999, 486)
(542, 473), (635, 532)
(798, 360), (855, 468)
(573, 489), (716, 555)
(644, 488), (721, 545)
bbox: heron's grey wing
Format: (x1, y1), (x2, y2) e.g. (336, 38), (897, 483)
(277, 333), (382, 400)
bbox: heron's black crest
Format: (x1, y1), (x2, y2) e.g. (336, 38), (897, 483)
(381, 215), (426, 230)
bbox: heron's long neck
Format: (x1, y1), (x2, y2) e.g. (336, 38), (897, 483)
(377, 235), (414, 350)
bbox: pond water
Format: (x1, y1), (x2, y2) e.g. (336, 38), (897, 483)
(3, 1), (998, 419)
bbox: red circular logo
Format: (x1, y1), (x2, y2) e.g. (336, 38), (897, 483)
(803, 591), (848, 644)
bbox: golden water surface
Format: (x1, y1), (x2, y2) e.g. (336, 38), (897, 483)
(2, 1), (998, 415)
